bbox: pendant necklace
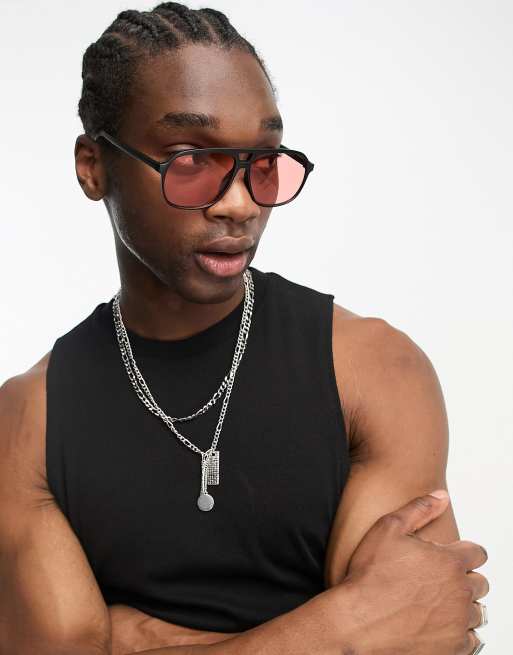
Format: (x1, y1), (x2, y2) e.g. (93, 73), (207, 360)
(111, 269), (255, 511)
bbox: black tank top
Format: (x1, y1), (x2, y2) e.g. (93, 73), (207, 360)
(46, 266), (350, 632)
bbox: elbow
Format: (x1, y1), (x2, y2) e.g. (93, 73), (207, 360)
(0, 602), (111, 655)
(49, 611), (112, 655)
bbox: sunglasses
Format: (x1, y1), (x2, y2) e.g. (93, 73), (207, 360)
(95, 130), (314, 210)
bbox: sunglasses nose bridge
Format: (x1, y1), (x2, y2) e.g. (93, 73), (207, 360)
(222, 157), (253, 198)
(236, 156), (258, 191)
(232, 152), (252, 170)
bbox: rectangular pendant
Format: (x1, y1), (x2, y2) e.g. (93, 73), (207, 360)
(207, 450), (220, 485)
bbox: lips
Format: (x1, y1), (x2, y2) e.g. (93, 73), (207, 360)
(194, 235), (254, 278)
(198, 236), (254, 255)
(194, 250), (250, 278)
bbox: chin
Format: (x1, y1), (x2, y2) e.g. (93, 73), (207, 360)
(155, 251), (251, 303)
(172, 267), (244, 305)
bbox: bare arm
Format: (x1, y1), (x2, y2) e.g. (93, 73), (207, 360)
(113, 312), (464, 654)
(0, 360), (361, 655)
(115, 314), (465, 654)
(0, 366), (111, 655)
(0, 357), (375, 655)
(117, 317), (468, 655)
(325, 310), (460, 587)
(1, 313), (465, 655)
(115, 584), (358, 655)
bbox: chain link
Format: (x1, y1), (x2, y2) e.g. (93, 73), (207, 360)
(111, 269), (255, 459)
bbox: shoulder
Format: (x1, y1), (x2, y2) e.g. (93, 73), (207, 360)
(0, 350), (53, 497)
(331, 302), (443, 453)
(1, 350), (52, 417)
(332, 301), (432, 367)
(326, 305), (454, 586)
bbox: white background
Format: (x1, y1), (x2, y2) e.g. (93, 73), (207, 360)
(1, 0), (511, 649)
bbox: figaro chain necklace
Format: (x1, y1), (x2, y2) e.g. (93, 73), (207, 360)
(111, 268), (255, 512)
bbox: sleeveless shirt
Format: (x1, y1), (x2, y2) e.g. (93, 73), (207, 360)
(46, 266), (350, 632)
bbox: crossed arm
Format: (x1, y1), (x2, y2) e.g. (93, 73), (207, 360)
(0, 315), (460, 654)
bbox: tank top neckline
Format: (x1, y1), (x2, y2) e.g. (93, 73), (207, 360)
(94, 266), (269, 358)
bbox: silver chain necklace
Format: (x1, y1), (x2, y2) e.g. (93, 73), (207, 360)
(111, 268), (255, 511)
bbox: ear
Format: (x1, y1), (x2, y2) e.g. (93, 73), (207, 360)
(74, 134), (109, 201)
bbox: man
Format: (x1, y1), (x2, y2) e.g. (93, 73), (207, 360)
(0, 3), (489, 654)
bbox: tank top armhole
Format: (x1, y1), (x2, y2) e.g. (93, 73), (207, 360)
(45, 338), (68, 516)
(323, 294), (350, 456)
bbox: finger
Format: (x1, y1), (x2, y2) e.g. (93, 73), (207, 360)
(377, 492), (450, 536)
(465, 628), (485, 654)
(444, 539), (488, 571)
(468, 601), (487, 631)
(466, 571), (490, 601)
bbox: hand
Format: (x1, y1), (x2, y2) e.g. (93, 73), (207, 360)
(108, 603), (241, 655)
(324, 491), (489, 655)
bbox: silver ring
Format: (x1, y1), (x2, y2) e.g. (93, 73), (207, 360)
(470, 631), (485, 655)
(475, 601), (488, 629)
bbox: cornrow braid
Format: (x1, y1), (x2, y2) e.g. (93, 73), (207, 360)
(77, 2), (276, 142)
(153, 3), (210, 39)
(198, 7), (241, 44)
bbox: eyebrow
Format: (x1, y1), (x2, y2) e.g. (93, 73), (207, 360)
(155, 111), (283, 132)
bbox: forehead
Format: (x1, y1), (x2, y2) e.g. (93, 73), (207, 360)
(128, 44), (281, 143)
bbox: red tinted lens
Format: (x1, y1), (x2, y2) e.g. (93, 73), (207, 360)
(163, 151), (236, 207)
(249, 152), (306, 205)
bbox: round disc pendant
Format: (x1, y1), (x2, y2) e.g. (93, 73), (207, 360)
(197, 492), (214, 511)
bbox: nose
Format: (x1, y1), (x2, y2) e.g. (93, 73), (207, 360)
(204, 164), (260, 223)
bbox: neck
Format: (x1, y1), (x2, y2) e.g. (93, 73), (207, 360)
(113, 232), (248, 341)
(117, 276), (246, 342)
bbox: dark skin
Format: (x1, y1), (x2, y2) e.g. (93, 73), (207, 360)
(76, 44), (280, 342)
(0, 42), (488, 655)
(75, 42), (283, 651)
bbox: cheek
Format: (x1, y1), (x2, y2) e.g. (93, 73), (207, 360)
(256, 210), (272, 235)
(109, 174), (178, 244)
(113, 196), (204, 268)
(124, 160), (162, 199)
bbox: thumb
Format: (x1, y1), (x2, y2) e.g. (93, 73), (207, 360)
(389, 489), (450, 535)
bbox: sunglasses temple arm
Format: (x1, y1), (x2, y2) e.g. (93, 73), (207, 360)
(97, 131), (161, 173)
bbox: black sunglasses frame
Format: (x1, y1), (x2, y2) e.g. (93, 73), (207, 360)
(95, 129), (315, 210)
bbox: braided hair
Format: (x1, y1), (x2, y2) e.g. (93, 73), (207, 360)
(78, 2), (276, 142)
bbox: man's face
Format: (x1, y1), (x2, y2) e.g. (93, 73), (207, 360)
(103, 44), (283, 304)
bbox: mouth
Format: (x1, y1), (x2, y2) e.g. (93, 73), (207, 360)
(194, 249), (251, 278)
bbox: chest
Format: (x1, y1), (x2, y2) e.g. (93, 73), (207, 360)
(50, 341), (348, 597)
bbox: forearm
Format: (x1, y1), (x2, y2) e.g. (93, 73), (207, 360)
(128, 585), (357, 655)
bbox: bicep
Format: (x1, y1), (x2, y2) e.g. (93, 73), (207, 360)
(1, 499), (111, 653)
(0, 375), (111, 655)
(325, 318), (460, 588)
